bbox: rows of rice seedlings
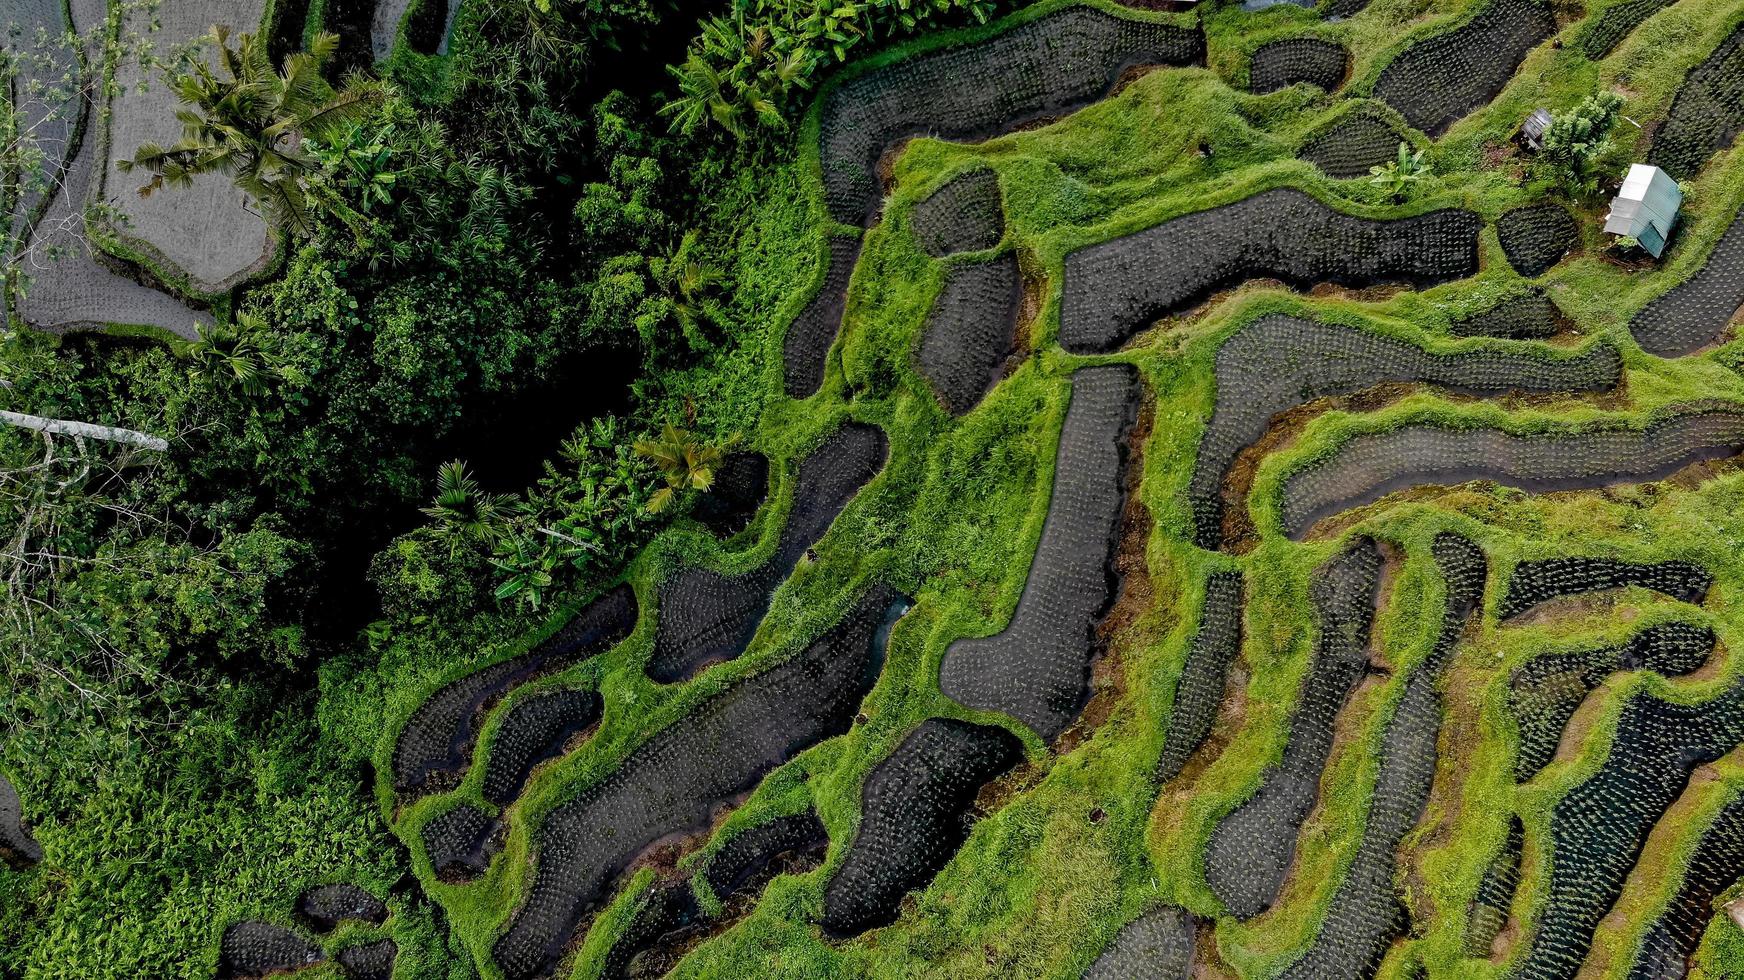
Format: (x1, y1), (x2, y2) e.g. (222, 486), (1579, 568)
(1507, 623), (1715, 783)
(1278, 410), (1744, 539)
(1580, 0), (1678, 58)
(1369, 0), (1557, 137)
(363, 0), (1744, 973)
(1497, 204), (1580, 278)
(599, 812), (829, 977)
(420, 801), (498, 882)
(1247, 37), (1348, 95)
(1202, 538), (1384, 920)
(1499, 557), (1714, 621)
(1276, 533), (1486, 980)
(1297, 107), (1409, 179)
(390, 585), (635, 797)
(1514, 677), (1744, 980)
(1629, 207), (1744, 357)
(1626, 789), (1744, 978)
(817, 717), (1025, 935)
(937, 364), (1141, 742)
(1188, 313), (1620, 549)
(1155, 571), (1246, 783)
(490, 586), (907, 980)
(10, 0), (212, 336)
(909, 168), (1005, 258)
(783, 236), (863, 398)
(481, 689), (604, 807)
(1060, 189), (1483, 354)
(817, 5), (1204, 226)
(217, 881), (395, 979)
(1083, 904), (1199, 978)
(646, 422), (887, 683)
(915, 254), (1023, 416)
(1449, 290), (1570, 340)
(1647, 24), (1744, 180)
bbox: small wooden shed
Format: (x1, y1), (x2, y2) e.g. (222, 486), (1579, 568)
(1521, 108), (1554, 152)
(1604, 164), (1682, 258)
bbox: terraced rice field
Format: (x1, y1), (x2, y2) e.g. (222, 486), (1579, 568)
(5, 0), (214, 336)
(99, 0), (273, 294)
(347, 0), (1744, 977)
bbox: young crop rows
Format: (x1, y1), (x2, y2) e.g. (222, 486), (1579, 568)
(184, 0), (1744, 976)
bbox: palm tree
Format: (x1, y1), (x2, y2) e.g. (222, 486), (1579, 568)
(422, 460), (510, 544)
(184, 315), (274, 396)
(632, 424), (722, 514)
(116, 27), (388, 236)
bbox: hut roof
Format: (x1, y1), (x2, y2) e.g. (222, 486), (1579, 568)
(1604, 164), (1682, 257)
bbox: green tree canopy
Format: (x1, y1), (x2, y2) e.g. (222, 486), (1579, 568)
(117, 27), (388, 235)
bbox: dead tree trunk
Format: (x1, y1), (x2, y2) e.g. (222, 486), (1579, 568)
(0, 411), (169, 451)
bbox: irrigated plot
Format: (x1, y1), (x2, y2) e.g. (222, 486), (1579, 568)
(297, 883), (387, 932)
(1278, 534), (1486, 980)
(1298, 109), (1409, 179)
(1189, 314), (1621, 548)
(1647, 24), (1744, 181)
(911, 168), (1005, 258)
(937, 364), (1140, 742)
(102, 0), (273, 294)
(13, 0), (210, 337)
(915, 253), (1022, 416)
(1060, 189), (1483, 353)
(1467, 817), (1527, 957)
(818, 717), (1024, 936)
(491, 586), (908, 980)
(0, 772), (42, 868)
(818, 5), (1204, 225)
(421, 802), (500, 882)
(601, 884), (700, 980)
(1581, 0), (1676, 58)
(1203, 538), (1384, 921)
(391, 584), (635, 796)
(1156, 571), (1245, 784)
(1514, 677), (1744, 980)
(1248, 37), (1349, 95)
(646, 422), (887, 683)
(482, 688), (603, 807)
(1278, 410), (1744, 540)
(1628, 791), (1744, 979)
(1084, 905), (1198, 979)
(1451, 290), (1569, 340)
(336, 939), (397, 980)
(217, 921), (322, 979)
(2, 0), (79, 245)
(372, 0), (413, 61)
(783, 235), (862, 399)
(600, 811), (828, 978)
(1508, 623), (1715, 783)
(1628, 208), (1744, 357)
(1499, 204), (1580, 278)
(1370, 0), (1557, 137)
(1500, 557), (1713, 621)
(689, 451), (768, 537)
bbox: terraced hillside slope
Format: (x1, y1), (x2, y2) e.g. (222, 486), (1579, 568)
(191, 0), (1744, 976)
(4, 0), (443, 339)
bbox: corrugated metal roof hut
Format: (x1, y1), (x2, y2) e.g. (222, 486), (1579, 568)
(1604, 164), (1682, 257)
(1521, 108), (1554, 151)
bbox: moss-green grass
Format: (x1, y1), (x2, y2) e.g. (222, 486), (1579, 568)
(349, 0), (1744, 977)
